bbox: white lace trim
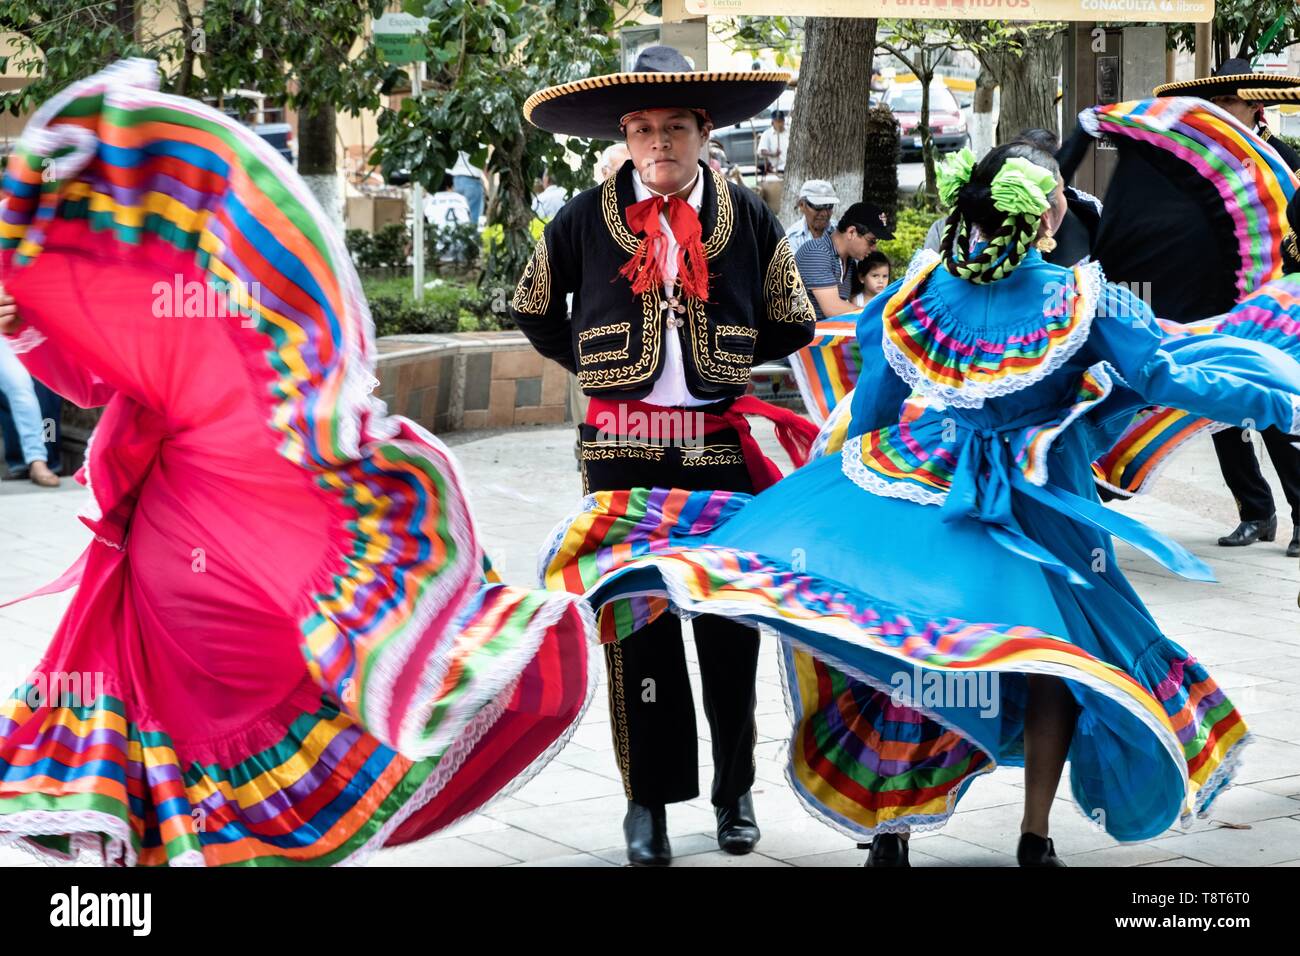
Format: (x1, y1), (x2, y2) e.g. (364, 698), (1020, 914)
(880, 260), (1103, 409)
(1068, 186), (1103, 216)
(1078, 106), (1102, 138)
(5, 327), (47, 355)
(903, 247), (942, 286)
(76, 422), (104, 526)
(1189, 732), (1252, 822)
(0, 809), (140, 867)
(839, 436), (948, 506)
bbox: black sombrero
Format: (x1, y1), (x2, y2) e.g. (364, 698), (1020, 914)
(1238, 85), (1300, 103)
(1154, 57), (1300, 99)
(524, 45), (789, 141)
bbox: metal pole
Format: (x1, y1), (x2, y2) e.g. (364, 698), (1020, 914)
(411, 61), (425, 303)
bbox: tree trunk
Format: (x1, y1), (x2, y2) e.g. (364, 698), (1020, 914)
(970, 63), (997, 159)
(993, 30), (1063, 145)
(485, 133), (534, 293)
(298, 103), (341, 231)
(862, 103), (899, 219)
(779, 17), (877, 229)
(919, 59), (936, 204)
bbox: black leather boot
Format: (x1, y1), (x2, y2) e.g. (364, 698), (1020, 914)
(1288, 525), (1299, 558)
(864, 833), (910, 867)
(1017, 832), (1066, 867)
(624, 801), (671, 866)
(1218, 515), (1278, 547)
(715, 791), (760, 855)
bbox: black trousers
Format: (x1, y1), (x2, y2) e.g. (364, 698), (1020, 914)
(580, 413), (759, 807)
(1212, 427), (1300, 525)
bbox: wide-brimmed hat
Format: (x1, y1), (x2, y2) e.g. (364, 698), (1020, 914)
(1237, 85), (1300, 103)
(524, 46), (789, 141)
(1154, 57), (1300, 99)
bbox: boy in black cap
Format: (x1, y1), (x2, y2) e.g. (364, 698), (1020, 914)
(794, 201), (894, 320)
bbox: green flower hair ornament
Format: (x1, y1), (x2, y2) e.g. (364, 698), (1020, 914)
(989, 156), (1058, 219)
(936, 147), (977, 208)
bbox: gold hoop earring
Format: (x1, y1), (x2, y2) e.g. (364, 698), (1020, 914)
(1036, 235), (1057, 253)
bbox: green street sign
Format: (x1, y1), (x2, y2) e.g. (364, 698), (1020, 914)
(376, 34), (425, 65)
(373, 13), (430, 65)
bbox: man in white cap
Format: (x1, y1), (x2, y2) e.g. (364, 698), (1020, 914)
(785, 179), (839, 255)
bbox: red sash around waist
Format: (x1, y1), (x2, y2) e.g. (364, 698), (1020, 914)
(585, 395), (819, 492)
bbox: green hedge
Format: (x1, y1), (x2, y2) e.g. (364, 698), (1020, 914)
(878, 205), (940, 278)
(360, 274), (515, 337)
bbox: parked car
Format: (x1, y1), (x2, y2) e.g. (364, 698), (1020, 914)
(885, 81), (970, 162)
(711, 88), (795, 178)
(711, 117), (769, 176)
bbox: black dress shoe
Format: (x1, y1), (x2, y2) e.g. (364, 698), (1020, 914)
(624, 801), (671, 866)
(1288, 525), (1299, 558)
(1218, 515), (1278, 547)
(1017, 832), (1066, 867)
(715, 792), (761, 855)
(864, 833), (910, 867)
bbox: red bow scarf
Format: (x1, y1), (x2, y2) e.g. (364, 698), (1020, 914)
(617, 193), (711, 301)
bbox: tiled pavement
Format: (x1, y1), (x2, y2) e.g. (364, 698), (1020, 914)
(1, 425), (1298, 867)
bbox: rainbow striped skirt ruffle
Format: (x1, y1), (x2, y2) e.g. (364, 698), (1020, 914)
(541, 486), (1248, 843)
(0, 60), (595, 865)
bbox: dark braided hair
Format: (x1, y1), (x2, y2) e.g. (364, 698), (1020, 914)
(939, 142), (1061, 284)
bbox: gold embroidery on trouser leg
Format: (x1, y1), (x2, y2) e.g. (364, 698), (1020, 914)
(604, 641), (633, 798)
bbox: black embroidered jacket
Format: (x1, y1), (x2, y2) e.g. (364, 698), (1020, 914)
(510, 160), (816, 399)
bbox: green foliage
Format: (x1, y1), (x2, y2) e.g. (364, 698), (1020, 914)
(371, 0), (620, 288)
(714, 15), (805, 68)
(346, 224), (410, 269)
(361, 275), (508, 337)
(878, 206), (937, 273)
(1167, 3), (1300, 64)
(0, 1), (394, 116)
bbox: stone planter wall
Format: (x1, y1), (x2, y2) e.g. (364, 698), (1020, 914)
(374, 331), (574, 432)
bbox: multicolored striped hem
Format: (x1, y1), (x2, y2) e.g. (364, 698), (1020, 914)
(543, 489), (1249, 842)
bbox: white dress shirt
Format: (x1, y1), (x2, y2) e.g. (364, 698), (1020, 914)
(632, 166), (710, 408)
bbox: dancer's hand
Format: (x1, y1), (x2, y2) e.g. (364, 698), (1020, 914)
(0, 283), (18, 334)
